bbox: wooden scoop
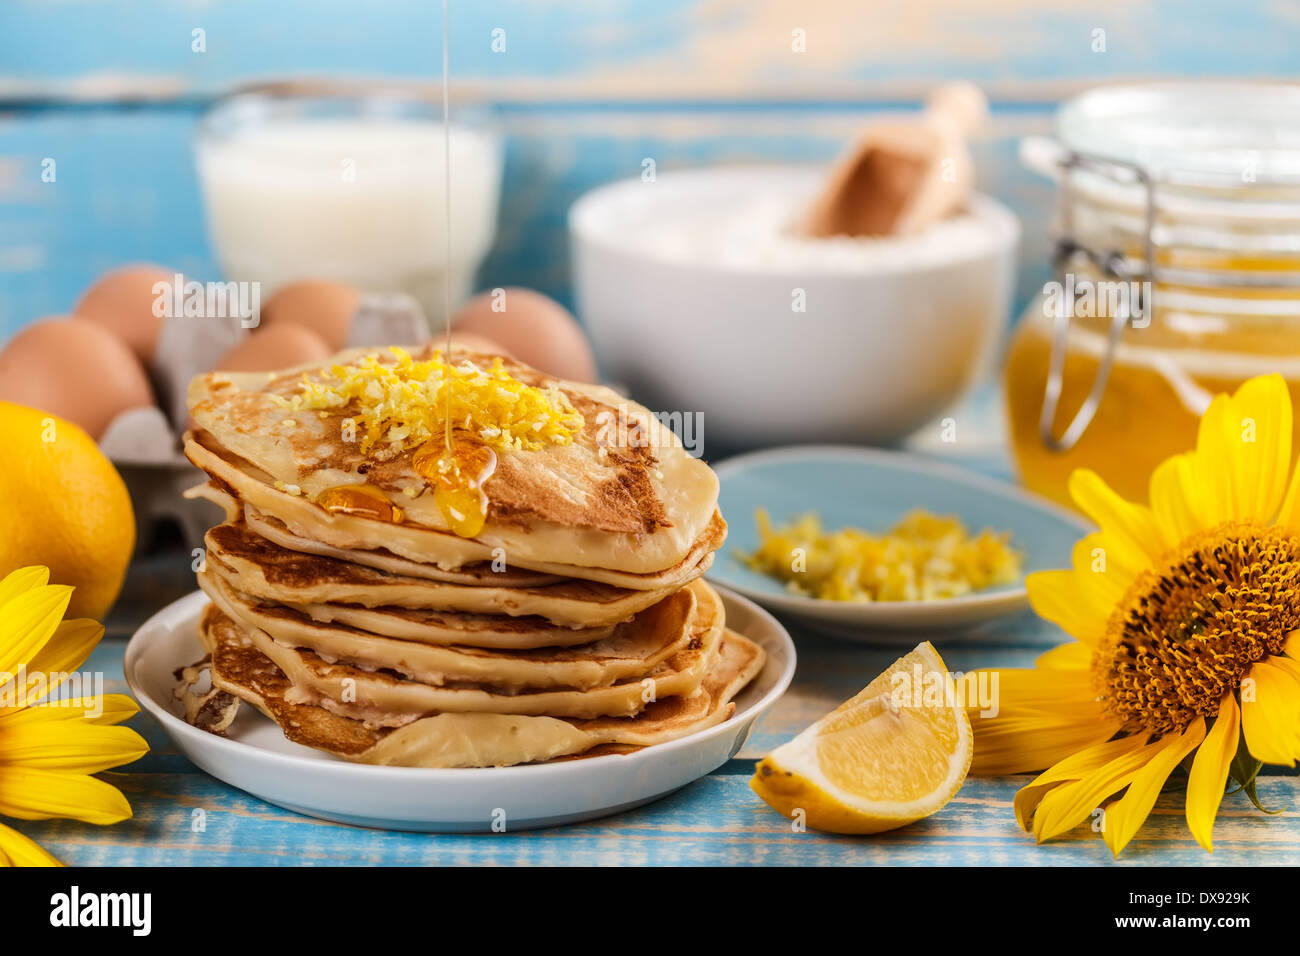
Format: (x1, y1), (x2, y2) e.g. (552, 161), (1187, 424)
(796, 82), (989, 238)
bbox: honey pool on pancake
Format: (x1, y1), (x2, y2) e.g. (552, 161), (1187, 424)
(312, 433), (498, 538)
(297, 345), (581, 541)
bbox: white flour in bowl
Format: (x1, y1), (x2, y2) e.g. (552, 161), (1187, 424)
(632, 192), (1011, 274)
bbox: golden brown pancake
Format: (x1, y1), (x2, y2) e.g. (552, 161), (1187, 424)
(244, 507), (565, 587)
(267, 600), (612, 650)
(196, 581), (726, 724)
(200, 568), (700, 692)
(188, 434), (726, 588)
(189, 603), (766, 767)
(186, 345), (720, 576)
(204, 520), (677, 629)
(187, 471), (570, 591)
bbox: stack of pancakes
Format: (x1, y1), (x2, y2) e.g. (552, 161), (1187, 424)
(176, 344), (765, 768)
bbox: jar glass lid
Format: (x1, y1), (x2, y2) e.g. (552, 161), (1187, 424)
(1058, 82), (1300, 185)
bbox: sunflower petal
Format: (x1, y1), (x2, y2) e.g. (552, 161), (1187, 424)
(1103, 718), (1205, 856)
(1013, 735), (1138, 831)
(1276, 462), (1300, 533)
(1032, 738), (1160, 843)
(1189, 376), (1294, 523)
(1265, 656), (1300, 758)
(23, 619), (102, 687)
(0, 619), (104, 716)
(0, 585), (73, 681)
(1189, 393), (1239, 525)
(1186, 695), (1240, 852)
(1035, 641), (1093, 670)
(1240, 659), (1300, 767)
(968, 665), (1101, 719)
(0, 720), (147, 773)
(977, 665), (1095, 696)
(971, 712), (1119, 775)
(0, 567), (50, 610)
(1071, 532), (1133, 608)
(1026, 569), (1109, 645)
(2, 694), (139, 726)
(0, 821), (62, 867)
(0, 767), (133, 824)
(1224, 374), (1292, 522)
(1068, 470), (1168, 570)
(1149, 452), (1204, 544)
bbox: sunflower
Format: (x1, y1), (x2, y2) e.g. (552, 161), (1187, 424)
(974, 373), (1300, 855)
(0, 566), (148, 865)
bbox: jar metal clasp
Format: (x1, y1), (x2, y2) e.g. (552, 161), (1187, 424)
(1034, 147), (1157, 453)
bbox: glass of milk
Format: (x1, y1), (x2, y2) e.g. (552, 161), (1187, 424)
(195, 82), (503, 326)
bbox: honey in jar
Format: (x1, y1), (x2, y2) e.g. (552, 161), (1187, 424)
(1004, 83), (1300, 508)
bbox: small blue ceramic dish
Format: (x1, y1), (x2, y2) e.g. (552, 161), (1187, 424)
(708, 445), (1091, 639)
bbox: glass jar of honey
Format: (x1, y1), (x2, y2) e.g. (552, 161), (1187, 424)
(1005, 83), (1300, 508)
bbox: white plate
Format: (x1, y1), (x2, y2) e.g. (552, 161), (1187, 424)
(708, 445), (1091, 639)
(125, 585), (796, 832)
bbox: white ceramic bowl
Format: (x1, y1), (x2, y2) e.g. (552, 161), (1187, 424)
(570, 165), (1019, 448)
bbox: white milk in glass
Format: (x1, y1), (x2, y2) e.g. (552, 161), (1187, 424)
(197, 118), (502, 324)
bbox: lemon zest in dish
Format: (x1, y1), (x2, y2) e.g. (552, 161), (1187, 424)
(274, 347), (584, 456)
(742, 508), (1022, 603)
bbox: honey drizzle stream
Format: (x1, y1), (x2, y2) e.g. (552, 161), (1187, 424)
(441, 0), (453, 454)
(317, 3), (497, 539)
(425, 0), (497, 539)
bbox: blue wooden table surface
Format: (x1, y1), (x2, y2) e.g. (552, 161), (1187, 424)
(23, 604), (1300, 867)
(16, 417), (1300, 867)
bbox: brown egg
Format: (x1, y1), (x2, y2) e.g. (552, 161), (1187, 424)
(75, 263), (177, 362)
(216, 323), (333, 374)
(438, 331), (512, 360)
(451, 287), (597, 382)
(259, 279), (362, 350)
(0, 316), (155, 439)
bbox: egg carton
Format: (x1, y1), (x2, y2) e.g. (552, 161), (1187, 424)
(98, 293), (429, 551)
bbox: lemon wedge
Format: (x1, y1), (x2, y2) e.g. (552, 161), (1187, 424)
(751, 641), (972, 834)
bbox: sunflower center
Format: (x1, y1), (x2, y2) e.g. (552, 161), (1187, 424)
(1096, 521), (1300, 735)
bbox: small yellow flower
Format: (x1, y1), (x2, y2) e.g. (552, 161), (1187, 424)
(0, 566), (148, 866)
(973, 374), (1300, 855)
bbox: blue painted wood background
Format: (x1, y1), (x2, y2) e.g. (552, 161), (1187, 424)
(1, 0), (1298, 338)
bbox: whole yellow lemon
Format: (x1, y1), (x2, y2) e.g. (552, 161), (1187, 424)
(0, 401), (135, 620)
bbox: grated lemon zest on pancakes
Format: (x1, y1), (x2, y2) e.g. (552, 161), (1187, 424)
(272, 347), (585, 456)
